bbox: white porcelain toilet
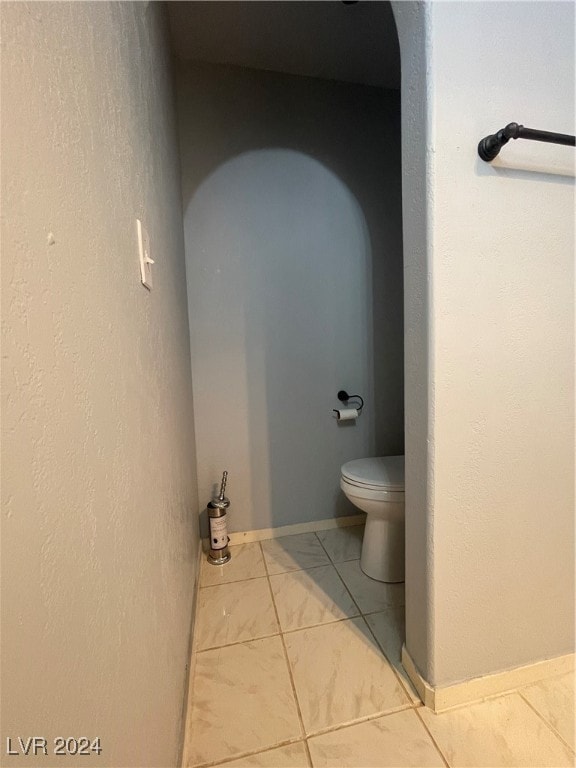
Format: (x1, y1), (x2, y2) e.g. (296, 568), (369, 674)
(340, 455), (405, 583)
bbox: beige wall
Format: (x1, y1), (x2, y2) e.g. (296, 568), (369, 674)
(1, 3), (198, 765)
(177, 63), (403, 535)
(394, 0), (575, 687)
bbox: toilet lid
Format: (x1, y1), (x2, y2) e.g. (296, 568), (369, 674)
(341, 456), (405, 491)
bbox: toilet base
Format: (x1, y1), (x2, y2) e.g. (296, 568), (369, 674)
(360, 516), (405, 583)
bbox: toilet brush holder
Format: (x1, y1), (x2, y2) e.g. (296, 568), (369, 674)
(207, 471), (231, 565)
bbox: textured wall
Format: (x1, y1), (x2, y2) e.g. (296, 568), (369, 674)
(176, 63), (403, 533)
(394, 0), (575, 687)
(1, 3), (198, 766)
(391, 0), (434, 686)
(429, 0), (574, 685)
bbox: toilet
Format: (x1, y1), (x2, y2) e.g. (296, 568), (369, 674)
(340, 455), (405, 583)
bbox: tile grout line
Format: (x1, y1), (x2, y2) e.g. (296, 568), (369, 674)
(199, 572), (271, 588)
(516, 691), (576, 755)
(266, 562), (333, 577)
(259, 541), (314, 768)
(361, 613), (421, 708)
(281, 613), (360, 636)
(190, 735), (306, 768)
(196, 629), (282, 655)
(304, 702), (415, 740)
(314, 531), (418, 707)
(196, 566), (277, 652)
(313, 534), (407, 622)
(197, 612), (385, 656)
(313, 532), (365, 618)
(363, 606), (405, 618)
(413, 708), (452, 768)
(200, 560), (357, 586)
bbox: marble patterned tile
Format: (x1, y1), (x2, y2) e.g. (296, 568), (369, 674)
(262, 533), (330, 574)
(196, 577), (279, 651)
(215, 741), (310, 767)
(316, 526), (364, 563)
(308, 709), (445, 767)
(519, 672), (575, 749)
(270, 565), (359, 632)
(200, 543), (266, 587)
(419, 692), (575, 767)
(284, 617), (410, 735)
(364, 608), (420, 704)
(335, 560), (405, 614)
(185, 637), (301, 766)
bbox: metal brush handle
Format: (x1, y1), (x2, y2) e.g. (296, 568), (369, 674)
(218, 471), (228, 501)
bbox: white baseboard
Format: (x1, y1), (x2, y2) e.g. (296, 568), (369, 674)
(401, 644), (575, 712)
(205, 513), (366, 548)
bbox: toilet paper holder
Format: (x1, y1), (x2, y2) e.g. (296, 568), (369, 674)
(334, 390), (364, 415)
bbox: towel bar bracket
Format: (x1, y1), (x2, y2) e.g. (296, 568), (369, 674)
(478, 122), (575, 162)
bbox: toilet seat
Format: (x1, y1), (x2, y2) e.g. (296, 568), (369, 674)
(341, 456), (404, 492)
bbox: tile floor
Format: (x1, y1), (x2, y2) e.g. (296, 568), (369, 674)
(183, 526), (575, 768)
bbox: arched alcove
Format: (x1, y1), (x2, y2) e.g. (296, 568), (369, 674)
(184, 149), (376, 533)
(177, 59), (405, 536)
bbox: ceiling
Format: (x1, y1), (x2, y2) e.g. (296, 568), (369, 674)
(167, 1), (400, 90)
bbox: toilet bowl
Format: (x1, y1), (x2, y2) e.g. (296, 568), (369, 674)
(340, 455), (405, 583)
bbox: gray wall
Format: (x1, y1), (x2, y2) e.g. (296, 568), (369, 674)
(392, 0), (434, 687)
(394, 0), (575, 687)
(1, 3), (198, 765)
(177, 63), (403, 534)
